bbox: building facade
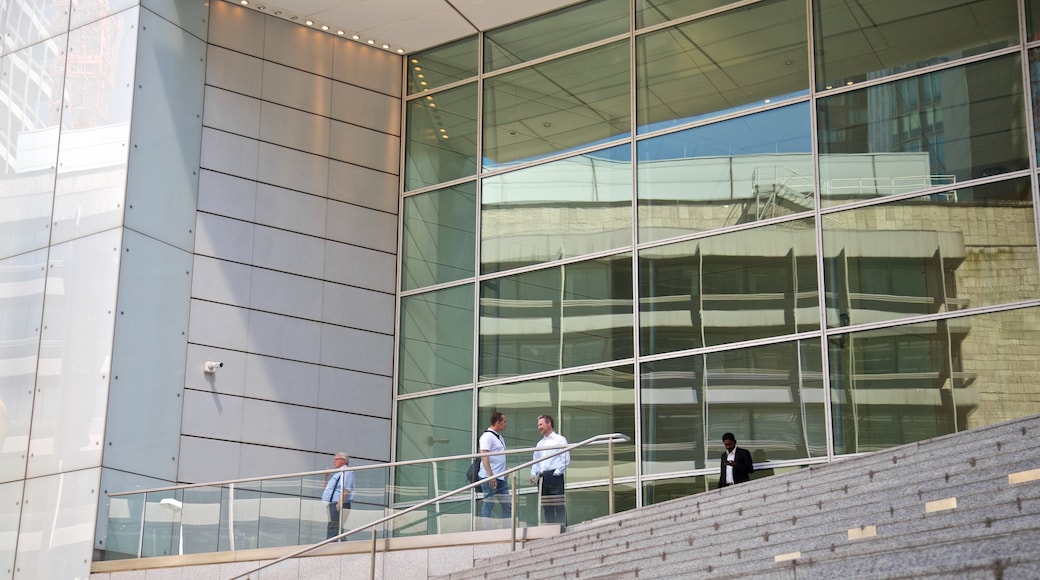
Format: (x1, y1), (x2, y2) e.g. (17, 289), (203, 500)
(3, 0), (1040, 578)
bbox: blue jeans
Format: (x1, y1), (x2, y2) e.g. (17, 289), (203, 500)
(480, 478), (511, 520)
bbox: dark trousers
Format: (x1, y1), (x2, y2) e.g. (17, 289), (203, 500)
(539, 473), (566, 525)
(327, 501), (351, 539)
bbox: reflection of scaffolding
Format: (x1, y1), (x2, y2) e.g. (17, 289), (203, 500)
(63, 8), (121, 129)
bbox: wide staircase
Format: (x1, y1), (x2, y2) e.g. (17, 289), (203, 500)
(439, 415), (1040, 579)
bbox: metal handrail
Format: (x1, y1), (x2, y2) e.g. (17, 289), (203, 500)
(229, 432), (630, 579)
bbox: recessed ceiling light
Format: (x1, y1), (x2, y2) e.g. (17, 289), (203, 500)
(441, 134), (449, 139)
(382, 44), (389, 49)
(321, 25), (329, 31)
(352, 34), (360, 40)
(240, 0), (248, 5)
(305, 20), (313, 26)
(397, 49), (404, 54)
(257, 5), (265, 10)
(337, 30), (344, 35)
(367, 40), (375, 44)
(411, 59), (419, 64)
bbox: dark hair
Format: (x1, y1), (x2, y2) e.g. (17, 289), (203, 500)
(490, 411), (505, 426)
(721, 432), (736, 442)
(538, 414), (555, 428)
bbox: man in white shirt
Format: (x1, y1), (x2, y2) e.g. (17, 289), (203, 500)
(321, 452), (356, 539)
(716, 433), (754, 488)
(478, 412), (510, 526)
(529, 414), (569, 527)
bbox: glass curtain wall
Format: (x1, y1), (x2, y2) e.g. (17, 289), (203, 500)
(397, 0), (1040, 521)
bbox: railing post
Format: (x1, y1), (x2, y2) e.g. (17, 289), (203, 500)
(228, 483), (236, 552)
(510, 472), (518, 552)
(370, 529), (377, 580)
(136, 492), (146, 558)
(608, 437), (615, 515)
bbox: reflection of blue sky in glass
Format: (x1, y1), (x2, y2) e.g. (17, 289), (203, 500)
(638, 102), (811, 162)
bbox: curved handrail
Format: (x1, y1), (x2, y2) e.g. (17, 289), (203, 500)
(229, 432), (630, 579)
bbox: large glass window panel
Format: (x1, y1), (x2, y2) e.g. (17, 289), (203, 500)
(639, 219), (819, 356)
(405, 83), (478, 191)
(16, 468), (99, 579)
(642, 476), (709, 506)
(635, 0), (808, 133)
(1, 0), (69, 55)
(402, 183), (476, 290)
(818, 54), (1029, 207)
(1031, 0), (1040, 41)
(0, 39), (66, 260)
(641, 340), (825, 476)
(394, 391), (472, 513)
(823, 177), (1040, 329)
(407, 36), (478, 95)
(483, 41), (630, 170)
(399, 285), (474, 395)
(829, 307), (1040, 455)
(484, 0), (630, 72)
(0, 481), (22, 574)
(478, 365), (637, 485)
(637, 103), (813, 243)
(0, 250), (46, 483)
(1030, 48), (1040, 161)
(636, 0), (740, 29)
(479, 254), (634, 380)
(482, 145), (633, 275)
(814, 0), (1018, 91)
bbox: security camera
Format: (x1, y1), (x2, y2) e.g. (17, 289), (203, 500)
(203, 361), (224, 373)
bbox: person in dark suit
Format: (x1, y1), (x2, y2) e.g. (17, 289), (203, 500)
(717, 433), (754, 488)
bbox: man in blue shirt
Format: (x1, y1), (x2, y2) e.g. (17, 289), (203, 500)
(478, 412), (510, 527)
(530, 414), (569, 527)
(321, 452), (355, 540)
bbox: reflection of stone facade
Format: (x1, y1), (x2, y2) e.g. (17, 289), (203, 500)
(961, 308), (1040, 428)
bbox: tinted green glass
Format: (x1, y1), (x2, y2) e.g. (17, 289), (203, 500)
(407, 36), (478, 95)
(485, 0), (630, 72)
(829, 306), (1040, 455)
(1031, 0), (1040, 40)
(637, 103), (813, 244)
(405, 83), (478, 191)
(636, 0), (740, 28)
(402, 183), (476, 290)
(640, 340), (825, 476)
(483, 40), (630, 170)
(1030, 48), (1040, 162)
(639, 219), (819, 356)
(642, 476), (709, 505)
(394, 391), (472, 513)
(479, 253), (634, 380)
(814, 0), (1017, 91)
(482, 145), (632, 275)
(635, 0), (808, 133)
(478, 365), (637, 483)
(818, 54), (1029, 205)
(399, 285), (474, 394)
(822, 177), (1040, 328)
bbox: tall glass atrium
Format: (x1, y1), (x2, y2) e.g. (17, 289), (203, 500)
(394, 0), (1040, 516)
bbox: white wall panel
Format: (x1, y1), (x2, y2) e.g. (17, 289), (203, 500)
(197, 169), (257, 221)
(200, 128), (259, 180)
(195, 212), (255, 264)
(324, 241), (396, 293)
(259, 101), (331, 157)
(182, 389), (244, 440)
(260, 61), (333, 118)
(191, 254), (252, 306)
(318, 367), (392, 418)
(322, 282), (394, 334)
(331, 82), (401, 135)
(327, 161), (400, 214)
(257, 142), (330, 198)
(330, 121), (400, 174)
(241, 398), (318, 450)
(237, 442), (318, 479)
(255, 184), (327, 238)
(325, 201), (397, 253)
(315, 410), (391, 461)
(0, 481), (22, 577)
(27, 230), (122, 478)
(0, 250), (46, 484)
(203, 86), (261, 138)
(320, 325), (393, 376)
(249, 268), (323, 321)
(104, 230), (192, 478)
(205, 45), (263, 97)
(177, 436), (242, 483)
(244, 354), (320, 407)
(187, 299), (250, 351)
(15, 469), (100, 580)
(247, 310), (322, 363)
(126, 8), (206, 252)
(207, 0), (264, 57)
(252, 225), (325, 279)
(263, 17), (333, 78)
(184, 344), (248, 396)
(332, 40), (402, 98)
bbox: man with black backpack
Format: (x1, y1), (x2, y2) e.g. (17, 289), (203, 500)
(478, 412), (510, 527)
